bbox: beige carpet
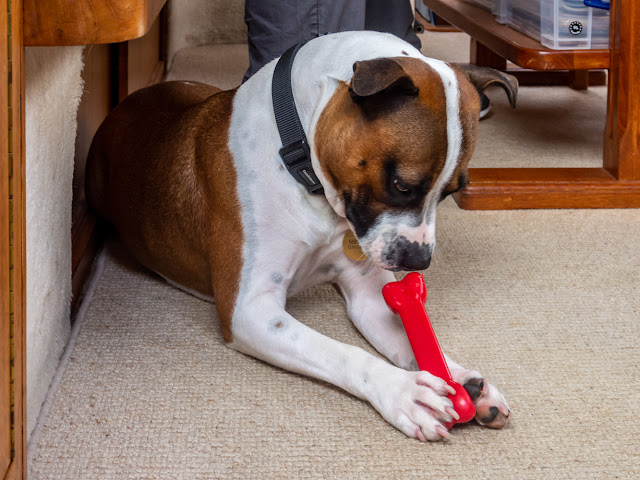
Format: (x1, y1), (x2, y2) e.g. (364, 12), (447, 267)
(28, 32), (640, 479)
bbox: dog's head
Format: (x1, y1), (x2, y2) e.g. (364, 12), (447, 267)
(315, 57), (517, 271)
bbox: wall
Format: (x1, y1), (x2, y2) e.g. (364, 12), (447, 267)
(25, 46), (84, 439)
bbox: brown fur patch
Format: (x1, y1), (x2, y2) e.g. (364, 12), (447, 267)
(315, 58), (451, 220)
(86, 81), (243, 342)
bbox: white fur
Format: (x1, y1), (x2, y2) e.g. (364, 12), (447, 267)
(223, 32), (506, 440)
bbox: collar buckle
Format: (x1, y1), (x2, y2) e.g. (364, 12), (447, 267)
(279, 139), (324, 194)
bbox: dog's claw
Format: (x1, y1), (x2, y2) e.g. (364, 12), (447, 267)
(435, 425), (450, 440)
(445, 406), (460, 421)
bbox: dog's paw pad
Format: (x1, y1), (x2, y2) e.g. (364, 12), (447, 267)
(457, 372), (510, 429)
(463, 377), (485, 402)
(472, 381), (510, 429)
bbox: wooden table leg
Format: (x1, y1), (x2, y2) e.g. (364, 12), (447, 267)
(568, 69), (589, 90)
(471, 39), (507, 70)
(604, 0), (640, 182)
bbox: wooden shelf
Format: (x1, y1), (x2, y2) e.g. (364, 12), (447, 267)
(423, 0), (610, 70)
(24, 0), (167, 46)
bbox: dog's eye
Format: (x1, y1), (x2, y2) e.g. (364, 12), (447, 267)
(393, 178), (410, 193)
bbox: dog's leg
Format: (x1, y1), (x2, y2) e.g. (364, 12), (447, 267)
(228, 293), (459, 441)
(334, 264), (420, 371)
(334, 262), (510, 429)
(444, 355), (511, 429)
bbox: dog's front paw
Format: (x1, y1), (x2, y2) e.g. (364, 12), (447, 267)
(458, 373), (510, 429)
(370, 366), (458, 442)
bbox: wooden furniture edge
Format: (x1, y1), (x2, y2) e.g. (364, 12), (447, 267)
(70, 210), (105, 317)
(8, 0), (26, 477)
(423, 0), (610, 70)
(415, 8), (461, 32)
(507, 69), (606, 87)
(603, 0), (640, 181)
(454, 168), (640, 209)
(470, 40), (606, 88)
(24, 0), (167, 46)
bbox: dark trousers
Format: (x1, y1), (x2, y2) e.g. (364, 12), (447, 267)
(244, 0), (421, 81)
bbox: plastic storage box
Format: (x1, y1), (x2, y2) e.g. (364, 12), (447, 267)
(496, 0), (609, 50)
(462, 0), (497, 13)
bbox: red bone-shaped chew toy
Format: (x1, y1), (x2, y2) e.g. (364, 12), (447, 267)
(382, 272), (475, 429)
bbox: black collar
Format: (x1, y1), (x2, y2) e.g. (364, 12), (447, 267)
(272, 41), (324, 195)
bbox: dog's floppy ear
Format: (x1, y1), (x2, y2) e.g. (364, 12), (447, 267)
(349, 58), (419, 118)
(452, 64), (518, 108)
(349, 58), (419, 99)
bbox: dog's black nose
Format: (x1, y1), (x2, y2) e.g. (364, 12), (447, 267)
(399, 242), (432, 271)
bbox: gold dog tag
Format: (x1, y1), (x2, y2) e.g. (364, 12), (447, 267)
(343, 230), (367, 261)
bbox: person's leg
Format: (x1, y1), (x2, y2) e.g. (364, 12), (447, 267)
(244, 0), (366, 81)
(244, 0), (313, 81)
(317, 0), (366, 36)
(365, 0), (421, 50)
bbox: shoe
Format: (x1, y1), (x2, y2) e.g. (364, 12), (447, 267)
(479, 92), (491, 120)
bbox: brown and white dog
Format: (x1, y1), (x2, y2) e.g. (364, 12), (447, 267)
(86, 31), (517, 441)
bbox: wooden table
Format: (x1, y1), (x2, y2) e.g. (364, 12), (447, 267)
(424, 0), (640, 209)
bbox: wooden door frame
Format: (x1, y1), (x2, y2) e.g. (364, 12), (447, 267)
(1, 1), (26, 479)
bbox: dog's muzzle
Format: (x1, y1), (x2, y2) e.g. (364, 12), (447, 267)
(384, 237), (433, 271)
